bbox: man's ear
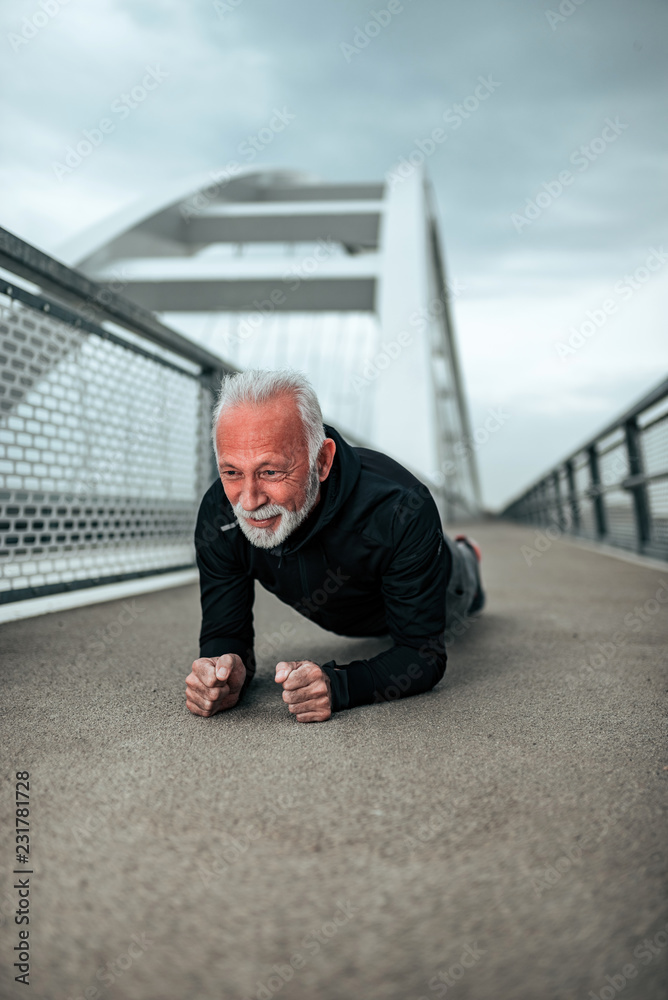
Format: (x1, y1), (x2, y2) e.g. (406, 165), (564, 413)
(318, 438), (336, 481)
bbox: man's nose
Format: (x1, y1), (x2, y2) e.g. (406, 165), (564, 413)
(239, 479), (269, 510)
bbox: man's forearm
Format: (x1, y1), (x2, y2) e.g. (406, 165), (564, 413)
(320, 641), (446, 712)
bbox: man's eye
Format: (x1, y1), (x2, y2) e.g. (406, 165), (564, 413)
(263, 470), (277, 477)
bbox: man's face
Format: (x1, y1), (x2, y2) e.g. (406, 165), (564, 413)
(215, 395), (328, 549)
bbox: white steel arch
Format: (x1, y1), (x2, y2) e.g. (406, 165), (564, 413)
(58, 166), (481, 519)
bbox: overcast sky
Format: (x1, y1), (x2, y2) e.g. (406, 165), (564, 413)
(1, 0), (667, 509)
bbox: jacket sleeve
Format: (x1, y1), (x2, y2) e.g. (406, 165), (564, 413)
(195, 491), (256, 691)
(320, 496), (448, 711)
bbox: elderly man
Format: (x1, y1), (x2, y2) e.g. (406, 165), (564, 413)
(186, 369), (483, 722)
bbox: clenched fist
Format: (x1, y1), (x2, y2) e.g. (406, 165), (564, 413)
(275, 660), (332, 723)
(186, 653), (246, 717)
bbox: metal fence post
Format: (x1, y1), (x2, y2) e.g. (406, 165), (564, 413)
(588, 445), (607, 539)
(541, 480), (549, 526)
(553, 469), (564, 530)
(624, 418), (652, 552)
(565, 460), (580, 535)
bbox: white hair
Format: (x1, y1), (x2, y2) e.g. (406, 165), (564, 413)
(211, 368), (326, 467)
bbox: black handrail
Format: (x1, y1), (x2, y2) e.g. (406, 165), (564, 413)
(502, 375), (668, 561)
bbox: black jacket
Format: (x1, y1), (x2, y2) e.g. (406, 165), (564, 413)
(194, 423), (450, 711)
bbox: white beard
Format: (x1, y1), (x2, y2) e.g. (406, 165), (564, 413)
(232, 461), (322, 549)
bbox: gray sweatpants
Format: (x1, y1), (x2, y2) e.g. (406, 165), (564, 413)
(442, 533), (481, 625)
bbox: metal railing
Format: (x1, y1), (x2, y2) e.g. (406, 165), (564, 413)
(0, 227), (231, 604)
(502, 375), (668, 561)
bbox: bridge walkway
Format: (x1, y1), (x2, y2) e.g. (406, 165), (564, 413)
(1, 522), (666, 1000)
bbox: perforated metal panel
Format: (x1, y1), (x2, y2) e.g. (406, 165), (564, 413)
(0, 292), (214, 602)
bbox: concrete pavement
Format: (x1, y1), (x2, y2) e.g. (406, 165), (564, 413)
(1, 522), (666, 999)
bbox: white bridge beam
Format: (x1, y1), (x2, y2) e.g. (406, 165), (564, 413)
(185, 201), (382, 247)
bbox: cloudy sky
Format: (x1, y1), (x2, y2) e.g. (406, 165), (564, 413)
(1, 0), (667, 509)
